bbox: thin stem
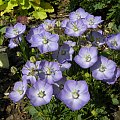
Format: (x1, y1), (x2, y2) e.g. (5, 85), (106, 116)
(19, 37), (28, 61)
(84, 115), (93, 120)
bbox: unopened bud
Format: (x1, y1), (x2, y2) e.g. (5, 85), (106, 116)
(30, 56), (36, 63)
(17, 52), (22, 57)
(11, 66), (17, 75)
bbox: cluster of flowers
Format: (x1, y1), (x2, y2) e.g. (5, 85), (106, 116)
(5, 7), (120, 111)
(9, 60), (90, 111)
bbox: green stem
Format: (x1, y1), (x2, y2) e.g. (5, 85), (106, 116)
(19, 37), (29, 61)
(84, 115), (93, 120)
(19, 43), (28, 61)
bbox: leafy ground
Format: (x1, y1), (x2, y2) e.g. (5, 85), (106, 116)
(0, 0), (70, 119)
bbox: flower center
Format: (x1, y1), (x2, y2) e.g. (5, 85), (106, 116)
(43, 38), (48, 44)
(29, 68), (36, 76)
(85, 54), (91, 62)
(47, 25), (53, 31)
(72, 90), (79, 99)
(72, 23), (79, 32)
(59, 84), (64, 90)
(13, 28), (19, 35)
(111, 40), (118, 47)
(46, 68), (52, 75)
(76, 13), (81, 19)
(89, 18), (94, 25)
(96, 37), (100, 41)
(61, 50), (66, 55)
(13, 38), (19, 44)
(38, 91), (46, 98)
(99, 65), (106, 72)
(17, 89), (24, 95)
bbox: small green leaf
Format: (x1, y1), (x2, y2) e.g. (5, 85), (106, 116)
(25, 105), (38, 117)
(1, 0), (18, 15)
(94, 3), (106, 10)
(112, 98), (119, 105)
(20, 0), (31, 9)
(100, 116), (110, 120)
(0, 3), (7, 11)
(30, 0), (40, 5)
(0, 26), (6, 34)
(40, 1), (54, 13)
(0, 35), (4, 45)
(10, 66), (17, 75)
(32, 8), (47, 19)
(0, 52), (9, 68)
(91, 110), (98, 117)
(84, 72), (90, 78)
(77, 114), (82, 120)
(0, 0), (3, 5)
(108, 22), (114, 29)
(29, 1), (40, 10)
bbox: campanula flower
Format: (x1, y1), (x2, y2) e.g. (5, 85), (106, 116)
(52, 43), (74, 63)
(69, 8), (89, 22)
(83, 14), (103, 28)
(8, 37), (22, 48)
(65, 19), (87, 37)
(27, 80), (53, 106)
(9, 79), (27, 103)
(106, 33), (120, 50)
(53, 77), (67, 99)
(5, 23), (26, 38)
(91, 56), (116, 80)
(26, 25), (45, 43)
(105, 68), (120, 84)
(39, 61), (62, 84)
(31, 31), (59, 53)
(88, 31), (105, 46)
(22, 61), (41, 84)
(42, 19), (56, 31)
(59, 80), (90, 111)
(74, 47), (98, 68)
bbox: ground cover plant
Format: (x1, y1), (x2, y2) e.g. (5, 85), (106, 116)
(0, 1), (120, 120)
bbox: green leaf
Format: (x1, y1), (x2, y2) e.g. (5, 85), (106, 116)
(100, 116), (110, 120)
(1, 0), (18, 16)
(40, 1), (54, 13)
(0, 36), (4, 45)
(0, 52), (9, 68)
(91, 110), (98, 117)
(0, 46), (7, 52)
(29, 1), (40, 10)
(108, 22), (114, 29)
(30, 0), (40, 5)
(0, 26), (6, 45)
(84, 72), (90, 78)
(0, 3), (8, 11)
(94, 3), (106, 10)
(25, 105), (38, 117)
(77, 114), (82, 120)
(112, 98), (119, 105)
(0, 30), (5, 45)
(0, 0), (3, 5)
(32, 8), (47, 19)
(0, 26), (6, 34)
(20, 0), (31, 9)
